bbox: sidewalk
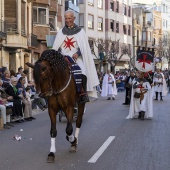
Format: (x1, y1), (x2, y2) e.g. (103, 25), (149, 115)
(32, 108), (47, 116)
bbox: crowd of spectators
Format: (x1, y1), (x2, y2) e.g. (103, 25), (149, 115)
(96, 68), (170, 94)
(0, 66), (48, 129)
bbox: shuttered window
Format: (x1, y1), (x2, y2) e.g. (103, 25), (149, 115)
(4, 0), (17, 31)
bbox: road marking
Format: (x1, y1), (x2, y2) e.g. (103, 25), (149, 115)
(88, 136), (115, 163)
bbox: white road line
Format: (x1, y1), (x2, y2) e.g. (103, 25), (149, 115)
(88, 136), (115, 163)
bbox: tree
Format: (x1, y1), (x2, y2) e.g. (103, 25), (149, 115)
(93, 38), (131, 73)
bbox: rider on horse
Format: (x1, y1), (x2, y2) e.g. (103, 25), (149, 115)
(52, 10), (99, 103)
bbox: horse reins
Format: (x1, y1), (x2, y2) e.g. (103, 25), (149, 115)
(39, 63), (72, 95)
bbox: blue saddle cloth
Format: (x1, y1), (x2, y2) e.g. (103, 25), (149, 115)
(65, 56), (82, 92)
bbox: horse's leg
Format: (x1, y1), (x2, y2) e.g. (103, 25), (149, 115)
(64, 106), (77, 152)
(71, 102), (85, 152)
(47, 96), (59, 163)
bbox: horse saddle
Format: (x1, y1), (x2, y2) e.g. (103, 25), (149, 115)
(64, 56), (82, 93)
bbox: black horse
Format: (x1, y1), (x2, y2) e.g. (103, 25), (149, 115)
(26, 50), (86, 163)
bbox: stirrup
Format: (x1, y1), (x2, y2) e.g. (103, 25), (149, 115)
(80, 93), (89, 103)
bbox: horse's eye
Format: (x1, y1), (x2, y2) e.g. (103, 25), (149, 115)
(42, 66), (46, 72)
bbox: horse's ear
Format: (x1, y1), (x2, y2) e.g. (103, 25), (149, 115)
(26, 62), (34, 69)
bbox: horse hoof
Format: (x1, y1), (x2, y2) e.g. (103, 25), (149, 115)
(70, 145), (77, 153)
(47, 152), (55, 163)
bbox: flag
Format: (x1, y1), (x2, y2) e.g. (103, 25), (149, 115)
(136, 48), (154, 72)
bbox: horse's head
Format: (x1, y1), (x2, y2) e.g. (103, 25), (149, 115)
(26, 49), (68, 98)
(26, 60), (54, 98)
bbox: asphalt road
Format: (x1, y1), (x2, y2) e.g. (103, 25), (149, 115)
(0, 91), (170, 170)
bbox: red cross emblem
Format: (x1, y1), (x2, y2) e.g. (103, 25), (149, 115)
(137, 84), (145, 91)
(64, 37), (76, 50)
(138, 54), (151, 68)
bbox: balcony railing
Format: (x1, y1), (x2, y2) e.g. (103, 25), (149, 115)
(28, 33), (38, 48)
(0, 19), (7, 38)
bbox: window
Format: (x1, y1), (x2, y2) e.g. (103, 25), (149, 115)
(143, 17), (146, 26)
(21, 0), (26, 35)
(123, 4), (126, 15)
(70, 0), (79, 5)
(110, 2), (114, 11)
(58, 0), (62, 5)
(49, 17), (55, 31)
(123, 25), (126, 34)
(148, 31), (151, 41)
(128, 44), (131, 54)
(128, 6), (131, 17)
(79, 13), (84, 27)
(33, 7), (49, 25)
(116, 22), (119, 33)
(116, 1), (119, 13)
(110, 20), (114, 32)
(137, 30), (139, 45)
(98, 0), (102, 8)
(88, 0), (94, 5)
(128, 25), (131, 35)
(98, 17), (103, 31)
(88, 14), (94, 29)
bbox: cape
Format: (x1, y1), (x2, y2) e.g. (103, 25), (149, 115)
(52, 29), (99, 98)
(101, 73), (117, 97)
(126, 79), (153, 119)
(153, 72), (168, 96)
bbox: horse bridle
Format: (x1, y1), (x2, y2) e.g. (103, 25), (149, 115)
(39, 63), (72, 96)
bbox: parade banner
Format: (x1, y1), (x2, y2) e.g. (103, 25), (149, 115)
(136, 48), (154, 72)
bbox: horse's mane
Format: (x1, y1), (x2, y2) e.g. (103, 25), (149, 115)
(33, 49), (68, 90)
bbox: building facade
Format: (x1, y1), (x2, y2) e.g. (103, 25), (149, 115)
(0, 0), (63, 77)
(105, 0), (133, 72)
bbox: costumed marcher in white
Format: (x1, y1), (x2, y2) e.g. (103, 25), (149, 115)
(153, 68), (167, 101)
(126, 71), (153, 120)
(52, 10), (99, 103)
(101, 70), (117, 100)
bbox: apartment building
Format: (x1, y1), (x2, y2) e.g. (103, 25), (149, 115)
(133, 4), (163, 68)
(0, 0), (63, 74)
(105, 0), (133, 72)
(78, 0), (106, 71)
(78, 0), (133, 72)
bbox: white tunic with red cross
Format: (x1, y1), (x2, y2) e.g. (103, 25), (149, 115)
(60, 35), (86, 75)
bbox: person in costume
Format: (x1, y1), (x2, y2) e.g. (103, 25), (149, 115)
(153, 68), (167, 101)
(122, 71), (136, 105)
(52, 10), (99, 103)
(101, 70), (117, 100)
(126, 71), (153, 120)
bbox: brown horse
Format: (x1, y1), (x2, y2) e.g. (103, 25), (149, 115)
(26, 49), (85, 163)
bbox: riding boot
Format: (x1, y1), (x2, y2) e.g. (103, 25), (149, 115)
(155, 92), (158, 100)
(79, 75), (89, 103)
(160, 92), (163, 101)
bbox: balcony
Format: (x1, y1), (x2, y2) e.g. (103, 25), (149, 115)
(0, 20), (7, 38)
(33, 0), (49, 5)
(33, 25), (50, 40)
(28, 33), (38, 48)
(5, 22), (18, 34)
(141, 40), (153, 47)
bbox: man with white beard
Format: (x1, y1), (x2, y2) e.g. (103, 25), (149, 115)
(101, 70), (117, 100)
